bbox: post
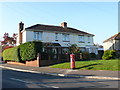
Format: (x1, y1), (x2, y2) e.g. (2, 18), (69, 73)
(37, 53), (41, 67)
(70, 54), (75, 69)
(80, 53), (83, 60)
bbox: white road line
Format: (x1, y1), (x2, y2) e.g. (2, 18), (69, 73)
(10, 78), (32, 84)
(10, 78), (59, 88)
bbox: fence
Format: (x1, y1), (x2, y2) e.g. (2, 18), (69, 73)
(40, 52), (70, 66)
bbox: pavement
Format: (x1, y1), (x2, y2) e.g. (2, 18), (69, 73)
(0, 62), (120, 80)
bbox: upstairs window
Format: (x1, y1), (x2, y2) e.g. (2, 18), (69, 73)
(55, 33), (58, 41)
(62, 34), (69, 42)
(78, 35), (84, 43)
(88, 36), (90, 43)
(34, 32), (42, 40)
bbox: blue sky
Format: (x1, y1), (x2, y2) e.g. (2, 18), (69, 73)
(0, 2), (118, 45)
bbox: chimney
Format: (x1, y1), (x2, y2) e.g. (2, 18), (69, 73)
(19, 21), (24, 32)
(61, 22), (67, 28)
(19, 21), (24, 44)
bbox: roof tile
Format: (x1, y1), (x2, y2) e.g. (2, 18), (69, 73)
(25, 24), (94, 36)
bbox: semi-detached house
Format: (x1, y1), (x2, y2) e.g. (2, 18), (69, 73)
(17, 22), (98, 54)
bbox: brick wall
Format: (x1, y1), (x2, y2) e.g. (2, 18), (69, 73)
(7, 59), (40, 67)
(26, 59), (40, 67)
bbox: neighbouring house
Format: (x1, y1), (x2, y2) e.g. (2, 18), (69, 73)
(103, 32), (120, 51)
(16, 22), (98, 54)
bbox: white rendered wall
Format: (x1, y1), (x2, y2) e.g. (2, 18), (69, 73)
(103, 40), (115, 51)
(23, 30), (94, 47)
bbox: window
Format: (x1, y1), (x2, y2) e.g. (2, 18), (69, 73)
(88, 36), (90, 43)
(34, 32), (42, 40)
(78, 35), (84, 42)
(62, 34), (69, 41)
(55, 33), (58, 41)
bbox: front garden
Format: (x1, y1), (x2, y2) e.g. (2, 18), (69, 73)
(50, 49), (120, 71)
(2, 42), (120, 69)
(50, 59), (119, 71)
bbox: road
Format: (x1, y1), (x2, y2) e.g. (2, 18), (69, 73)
(1, 68), (119, 88)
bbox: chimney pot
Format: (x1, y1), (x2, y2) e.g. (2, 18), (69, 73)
(61, 22), (67, 28)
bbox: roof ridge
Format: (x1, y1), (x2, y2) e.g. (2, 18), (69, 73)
(25, 23), (94, 36)
(103, 32), (120, 43)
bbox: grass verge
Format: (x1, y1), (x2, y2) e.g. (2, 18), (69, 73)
(50, 59), (119, 71)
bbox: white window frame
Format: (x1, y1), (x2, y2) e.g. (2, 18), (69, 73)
(88, 36), (90, 43)
(55, 33), (58, 41)
(34, 32), (42, 40)
(78, 35), (84, 42)
(62, 34), (70, 41)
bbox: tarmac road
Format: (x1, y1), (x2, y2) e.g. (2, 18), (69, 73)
(1, 68), (119, 89)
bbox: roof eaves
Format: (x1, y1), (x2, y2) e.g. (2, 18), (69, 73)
(103, 33), (119, 43)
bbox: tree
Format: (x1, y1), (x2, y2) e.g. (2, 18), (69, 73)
(69, 44), (80, 54)
(1, 33), (17, 46)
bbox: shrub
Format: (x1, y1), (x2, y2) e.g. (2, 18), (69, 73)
(115, 50), (120, 59)
(82, 52), (90, 60)
(89, 53), (96, 60)
(2, 46), (20, 62)
(102, 50), (116, 60)
(98, 50), (104, 59)
(69, 44), (80, 54)
(19, 41), (43, 61)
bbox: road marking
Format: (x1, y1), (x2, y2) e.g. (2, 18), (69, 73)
(10, 78), (32, 84)
(58, 74), (65, 76)
(10, 78), (59, 88)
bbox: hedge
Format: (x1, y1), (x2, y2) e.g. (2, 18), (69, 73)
(19, 41), (43, 61)
(2, 46), (20, 62)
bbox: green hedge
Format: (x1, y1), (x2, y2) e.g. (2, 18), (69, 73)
(3, 46), (20, 62)
(19, 41), (43, 61)
(102, 50), (116, 60)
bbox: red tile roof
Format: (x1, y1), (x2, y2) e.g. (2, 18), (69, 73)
(103, 32), (120, 43)
(25, 24), (94, 36)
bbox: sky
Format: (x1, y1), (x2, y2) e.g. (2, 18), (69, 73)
(0, 2), (118, 45)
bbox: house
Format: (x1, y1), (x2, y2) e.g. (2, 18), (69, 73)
(103, 32), (120, 51)
(17, 22), (98, 54)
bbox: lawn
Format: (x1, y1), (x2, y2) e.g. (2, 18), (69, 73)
(50, 59), (119, 71)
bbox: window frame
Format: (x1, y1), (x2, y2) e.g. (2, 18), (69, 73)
(88, 36), (90, 43)
(34, 31), (42, 40)
(55, 33), (59, 41)
(78, 35), (84, 43)
(62, 33), (70, 42)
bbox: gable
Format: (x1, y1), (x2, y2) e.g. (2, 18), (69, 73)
(103, 32), (120, 43)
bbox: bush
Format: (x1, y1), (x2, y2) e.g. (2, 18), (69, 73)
(102, 50), (116, 60)
(69, 44), (80, 54)
(98, 50), (104, 59)
(19, 41), (43, 61)
(2, 46), (20, 62)
(89, 53), (96, 60)
(115, 50), (120, 59)
(82, 52), (90, 60)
